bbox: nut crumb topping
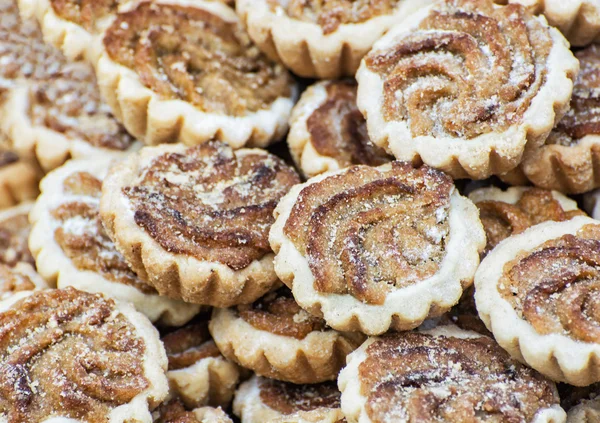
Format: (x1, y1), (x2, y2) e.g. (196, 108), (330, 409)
(0, 264), (35, 299)
(258, 378), (341, 415)
(162, 321), (221, 371)
(50, 0), (121, 32)
(0, 212), (34, 268)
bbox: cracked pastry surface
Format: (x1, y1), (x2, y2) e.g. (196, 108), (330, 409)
(29, 158), (200, 326)
(162, 318), (240, 409)
(270, 161), (485, 335)
(475, 216), (600, 386)
(210, 286), (365, 384)
(100, 141), (299, 307)
(96, 0), (296, 147)
(288, 80), (392, 178)
(0, 287), (168, 423)
(339, 326), (565, 423)
(356, 0), (578, 179)
(236, 0), (434, 79)
(233, 376), (345, 423)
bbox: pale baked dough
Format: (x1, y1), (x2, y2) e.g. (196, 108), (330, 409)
(29, 157), (200, 326)
(95, 0), (296, 148)
(236, 0), (434, 79)
(585, 189), (600, 220)
(209, 305), (364, 384)
(339, 325), (567, 423)
(0, 140), (40, 209)
(192, 407), (234, 423)
(475, 216), (600, 386)
(356, 0), (578, 179)
(269, 163), (486, 335)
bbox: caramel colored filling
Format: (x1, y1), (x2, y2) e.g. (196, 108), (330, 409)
(445, 286), (491, 336)
(0, 150), (18, 167)
(0, 0), (65, 83)
(307, 80), (391, 167)
(0, 263), (35, 296)
(476, 188), (585, 255)
(104, 2), (292, 116)
(358, 332), (559, 423)
(269, 0), (399, 34)
(0, 213), (34, 267)
(365, 0), (552, 139)
(29, 63), (134, 151)
(162, 321), (221, 371)
(50, 0), (120, 32)
(259, 378), (341, 415)
(500, 224), (600, 343)
(0, 287), (149, 423)
(238, 287), (326, 339)
(52, 172), (155, 294)
(284, 162), (453, 305)
(547, 44), (600, 146)
(123, 141), (299, 270)
(154, 399), (201, 423)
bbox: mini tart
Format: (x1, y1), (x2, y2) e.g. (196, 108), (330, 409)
(2, 62), (138, 173)
(0, 287), (168, 423)
(96, 0), (296, 148)
(209, 286), (365, 384)
(475, 216), (600, 386)
(162, 319), (240, 409)
(29, 157), (200, 326)
(469, 186), (585, 256)
(288, 80), (392, 179)
(356, 0), (579, 180)
(236, 0), (434, 79)
(100, 141), (300, 307)
(0, 262), (47, 311)
(0, 146), (40, 209)
(339, 325), (565, 423)
(154, 399), (234, 423)
(233, 376), (345, 423)
(495, 0), (600, 46)
(269, 161), (485, 335)
(515, 45), (600, 194)
(0, 202), (35, 267)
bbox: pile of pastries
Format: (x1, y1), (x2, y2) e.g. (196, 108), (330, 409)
(0, 0), (600, 422)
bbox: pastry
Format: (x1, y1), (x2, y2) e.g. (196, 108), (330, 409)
(269, 161), (485, 335)
(210, 286), (365, 384)
(0, 287), (169, 423)
(560, 384), (600, 423)
(0, 262), (47, 311)
(236, 0), (434, 79)
(154, 399), (234, 423)
(100, 141), (300, 307)
(475, 216), (600, 386)
(162, 319), (240, 409)
(287, 80), (392, 179)
(338, 325), (566, 423)
(0, 144), (40, 209)
(233, 376), (345, 423)
(514, 45), (600, 194)
(585, 189), (600, 220)
(29, 157), (199, 326)
(1, 61), (138, 173)
(495, 0), (600, 46)
(469, 186), (585, 256)
(356, 0), (579, 179)
(96, 0), (296, 147)
(0, 202), (35, 267)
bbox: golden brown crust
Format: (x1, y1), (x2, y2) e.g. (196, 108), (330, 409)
(209, 287), (365, 384)
(356, 0), (578, 179)
(0, 262), (47, 311)
(0, 287), (169, 423)
(0, 202), (35, 268)
(154, 399), (234, 423)
(339, 328), (565, 423)
(101, 142), (298, 307)
(0, 148), (40, 210)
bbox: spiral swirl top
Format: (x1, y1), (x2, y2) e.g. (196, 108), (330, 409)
(238, 287), (326, 340)
(364, 0), (553, 139)
(357, 332), (559, 423)
(123, 142), (300, 270)
(269, 0), (400, 34)
(306, 80), (392, 168)
(104, 2), (293, 117)
(162, 320), (221, 371)
(0, 287), (150, 423)
(0, 209), (33, 267)
(284, 162), (454, 305)
(499, 224), (600, 343)
(547, 44), (600, 146)
(258, 378), (342, 416)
